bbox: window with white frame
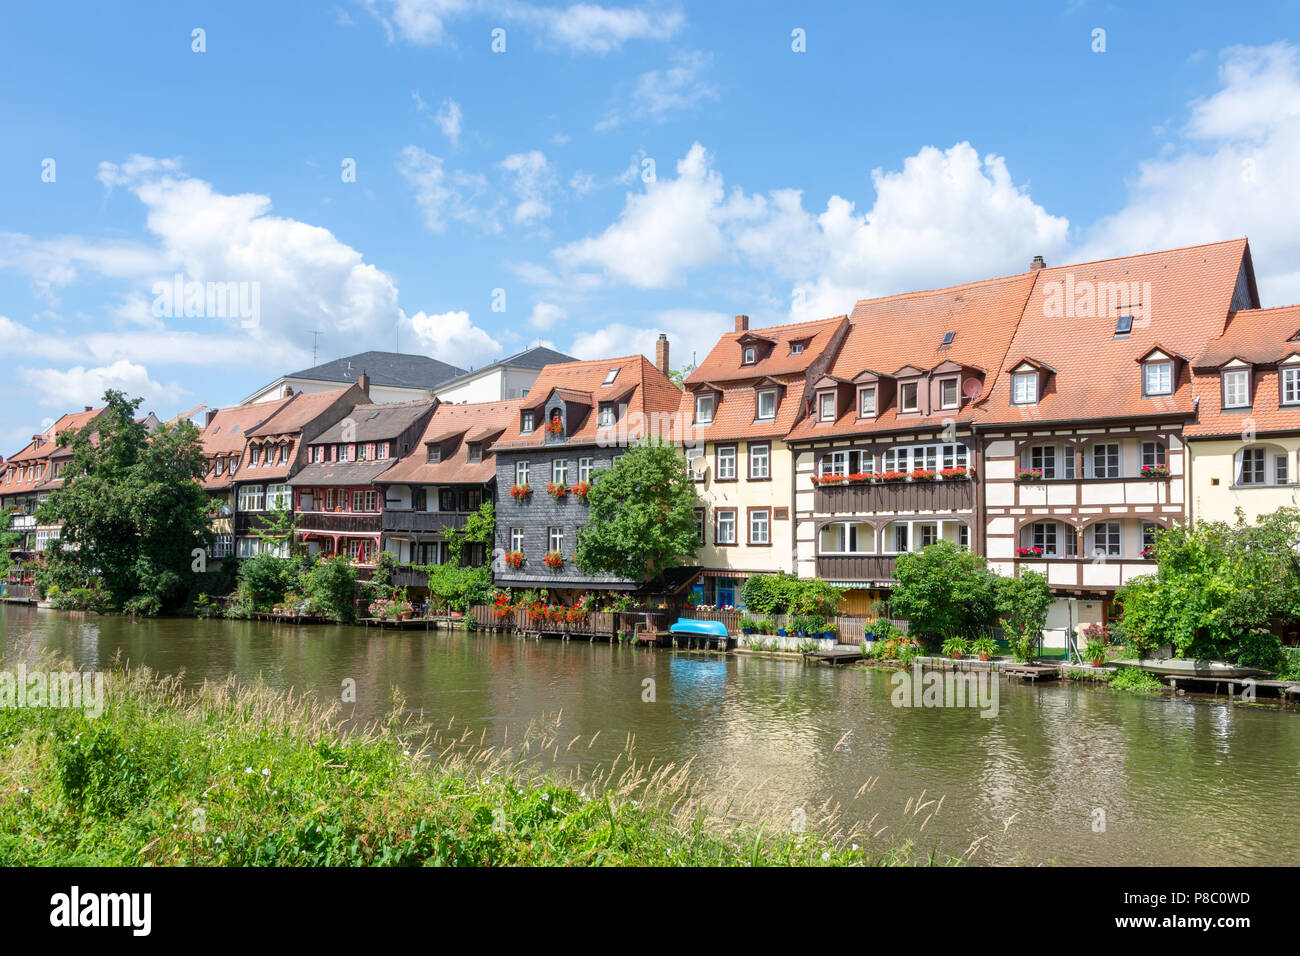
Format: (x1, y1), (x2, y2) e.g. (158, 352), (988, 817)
(684, 446), (703, 479)
(716, 445), (737, 480)
(882, 443), (964, 473)
(859, 387), (876, 418)
(1235, 447), (1271, 485)
(238, 484), (265, 511)
(758, 389), (778, 421)
(940, 378), (959, 409)
(510, 527), (524, 552)
(1143, 361), (1173, 396)
(900, 382), (919, 412)
(820, 450), (849, 476)
(749, 509), (769, 544)
(1090, 521), (1121, 557)
(918, 523), (938, 547)
(958, 525), (970, 550)
(552, 459), (568, 485)
(1141, 441), (1166, 469)
(749, 443), (770, 480)
(694, 508), (705, 544)
(743, 347), (756, 365)
(578, 457), (592, 483)
(716, 509), (736, 544)
(819, 521), (873, 554)
(891, 524), (909, 553)
(1142, 523), (1158, 552)
(515, 461), (529, 485)
(695, 393), (714, 425)
(1012, 371), (1038, 405)
(548, 526), (564, 552)
(1277, 453), (1290, 485)
(353, 490), (366, 511)
(1283, 367), (1300, 405)
(266, 483), (292, 510)
(818, 392), (835, 421)
(521, 411), (535, 433)
(598, 404), (615, 428)
(1223, 369), (1250, 408)
(1091, 443), (1120, 479)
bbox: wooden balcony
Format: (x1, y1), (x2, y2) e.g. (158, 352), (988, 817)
(815, 554), (897, 583)
(381, 510), (471, 535)
(813, 479), (975, 514)
(294, 511), (381, 534)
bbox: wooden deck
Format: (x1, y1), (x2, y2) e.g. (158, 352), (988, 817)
(1000, 663), (1060, 682)
(803, 646), (865, 666)
(1164, 675), (1300, 699)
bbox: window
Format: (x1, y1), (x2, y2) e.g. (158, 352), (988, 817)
(891, 524), (909, 553)
(1091, 522), (1121, 557)
(238, 484), (265, 511)
(364, 490), (378, 512)
(918, 523), (938, 548)
(716, 445), (737, 480)
(1029, 521), (1076, 557)
(426, 445), (441, 464)
(515, 461), (529, 485)
(602, 368), (619, 385)
(548, 527), (564, 552)
(467, 443), (482, 463)
(1030, 445), (1057, 478)
(959, 525), (970, 550)
(1115, 314), (1134, 335)
(940, 378), (959, 409)
(266, 483), (292, 510)
(214, 458), (224, 476)
(325, 489), (335, 511)
(1091, 443), (1120, 479)
(1012, 372), (1037, 405)
(510, 527), (524, 552)
(1141, 442), (1166, 469)
(1237, 447), (1266, 485)
(357, 443), (369, 462)
(684, 446), (703, 479)
(352, 490), (365, 511)
(1032, 521), (1057, 555)
(521, 411), (535, 434)
(1284, 368), (1300, 405)
(749, 443), (770, 480)
(598, 404), (615, 428)
(578, 457), (593, 483)
(941, 331), (955, 346)
(278, 444), (289, 463)
(818, 392), (835, 421)
(716, 509), (736, 545)
(377, 442), (389, 460)
(1276, 454), (1289, 485)
(820, 450), (849, 476)
(859, 387), (876, 418)
(262, 445), (273, 465)
(1142, 523), (1158, 551)
(743, 347), (756, 365)
(758, 389), (778, 421)
(749, 509), (769, 545)
(819, 521), (871, 554)
(1223, 369), (1250, 408)
(789, 342), (805, 355)
(900, 382), (919, 412)
(695, 394), (714, 425)
(552, 459), (568, 485)
(694, 508), (705, 545)
(1143, 361), (1173, 396)
(881, 443), (963, 473)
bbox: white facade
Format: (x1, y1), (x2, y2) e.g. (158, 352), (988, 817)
(434, 366), (540, 404)
(244, 379), (433, 406)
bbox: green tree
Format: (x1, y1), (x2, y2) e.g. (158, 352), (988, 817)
(994, 569), (1053, 662)
(1118, 509), (1300, 669)
(35, 390), (211, 614)
(302, 554), (358, 623)
(235, 552), (297, 611)
(890, 542), (998, 641)
(574, 441), (700, 581)
(254, 504), (300, 556)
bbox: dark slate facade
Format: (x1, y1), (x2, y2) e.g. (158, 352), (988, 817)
(492, 440), (634, 591)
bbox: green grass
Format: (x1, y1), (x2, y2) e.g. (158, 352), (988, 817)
(0, 656), (964, 867)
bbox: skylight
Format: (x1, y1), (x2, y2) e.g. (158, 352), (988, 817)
(941, 331), (955, 346)
(1115, 315), (1134, 335)
(602, 368), (619, 385)
(368, 410), (381, 419)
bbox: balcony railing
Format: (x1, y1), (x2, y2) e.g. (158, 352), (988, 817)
(8, 514), (36, 531)
(815, 554), (898, 582)
(380, 510), (471, 534)
(813, 479), (975, 514)
(294, 511), (381, 534)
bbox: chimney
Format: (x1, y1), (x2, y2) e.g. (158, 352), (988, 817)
(655, 333), (670, 376)
(1030, 255), (1046, 271)
(734, 314), (749, 333)
(84, 406), (92, 412)
(205, 409), (219, 428)
(282, 385), (294, 398)
(358, 371), (370, 398)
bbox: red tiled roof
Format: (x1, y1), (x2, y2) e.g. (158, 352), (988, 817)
(981, 239), (1252, 426)
(198, 398), (293, 491)
(246, 386), (355, 438)
(686, 316), (846, 385)
(492, 354), (681, 450)
(380, 398), (521, 485)
(787, 275), (1034, 441)
(1187, 305), (1300, 437)
(1, 407), (105, 496)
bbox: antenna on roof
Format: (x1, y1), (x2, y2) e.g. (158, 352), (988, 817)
(310, 331), (324, 366)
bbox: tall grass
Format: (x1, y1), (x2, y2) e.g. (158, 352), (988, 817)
(0, 654), (970, 866)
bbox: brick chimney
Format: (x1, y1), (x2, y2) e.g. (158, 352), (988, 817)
(1030, 255), (1046, 271)
(205, 409), (219, 427)
(655, 333), (670, 376)
(358, 371), (370, 398)
(734, 314), (749, 332)
(84, 406), (92, 412)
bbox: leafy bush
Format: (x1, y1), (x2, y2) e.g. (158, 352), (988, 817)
(302, 555), (358, 623)
(236, 553), (297, 611)
(1110, 667), (1163, 694)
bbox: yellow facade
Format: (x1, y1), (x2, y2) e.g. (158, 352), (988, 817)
(692, 439), (794, 575)
(1188, 437), (1300, 524)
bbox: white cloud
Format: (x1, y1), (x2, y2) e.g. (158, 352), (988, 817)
(403, 310), (502, 365)
(435, 97), (463, 147)
(1080, 42), (1300, 302)
(364, 0), (471, 45)
(397, 145), (499, 233)
(499, 150), (556, 226)
(566, 307), (728, 374)
(528, 301), (566, 330)
(18, 360), (185, 411)
(596, 50), (717, 130)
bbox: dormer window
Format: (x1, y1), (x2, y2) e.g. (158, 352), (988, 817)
(467, 442), (482, 463)
(214, 458), (224, 476)
(1281, 366), (1300, 405)
(521, 410), (535, 433)
(1223, 369), (1251, 408)
(1143, 361), (1173, 396)
(900, 382), (919, 413)
(789, 341), (805, 355)
(940, 378), (959, 409)
(602, 368), (619, 386)
(1012, 371), (1038, 405)
(757, 389), (777, 421)
(695, 393), (715, 425)
(598, 403), (616, 428)
(818, 392), (836, 422)
(859, 387), (876, 418)
(743, 347), (757, 365)
(426, 444), (441, 464)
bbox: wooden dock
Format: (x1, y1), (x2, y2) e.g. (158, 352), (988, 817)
(1164, 675), (1300, 700)
(803, 646), (865, 666)
(1001, 663), (1060, 682)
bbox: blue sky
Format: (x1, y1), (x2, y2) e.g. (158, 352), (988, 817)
(2, 0), (1299, 448)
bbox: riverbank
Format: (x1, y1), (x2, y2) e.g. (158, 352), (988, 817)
(0, 655), (961, 866)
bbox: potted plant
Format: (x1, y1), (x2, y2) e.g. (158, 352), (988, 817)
(510, 483), (532, 499)
(942, 635), (969, 659)
(1015, 546), (1044, 557)
(739, 616), (757, 635)
(572, 481), (590, 500)
(546, 481), (568, 499)
(910, 468), (938, 482)
(1084, 638), (1108, 668)
(543, 550), (565, 570)
(504, 550), (524, 569)
(971, 635), (997, 661)
(880, 470), (909, 483)
(825, 620), (839, 641)
(1140, 464), (1171, 478)
(1015, 468), (1044, 481)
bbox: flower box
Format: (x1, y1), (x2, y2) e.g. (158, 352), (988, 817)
(1140, 546), (1156, 559)
(504, 550), (524, 569)
(545, 418), (565, 436)
(546, 481), (568, 499)
(910, 468), (937, 482)
(879, 470), (909, 483)
(846, 472), (875, 484)
(509, 483), (532, 499)
(1015, 469), (1044, 482)
(1140, 465), (1170, 478)
(1015, 546), (1045, 557)
(572, 481), (590, 499)
(812, 474), (847, 486)
(939, 466), (970, 480)
(543, 550), (565, 570)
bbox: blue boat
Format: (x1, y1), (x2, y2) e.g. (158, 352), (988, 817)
(668, 618), (733, 649)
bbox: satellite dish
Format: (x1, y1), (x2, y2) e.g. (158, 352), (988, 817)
(963, 378), (983, 399)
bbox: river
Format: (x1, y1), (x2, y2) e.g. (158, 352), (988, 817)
(3, 603), (1298, 865)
